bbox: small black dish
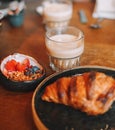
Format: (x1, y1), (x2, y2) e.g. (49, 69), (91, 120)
(0, 53), (46, 92)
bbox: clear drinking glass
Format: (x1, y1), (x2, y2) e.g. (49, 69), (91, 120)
(42, 0), (73, 30)
(45, 26), (84, 72)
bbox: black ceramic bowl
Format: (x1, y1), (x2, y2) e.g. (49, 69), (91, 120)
(0, 53), (46, 92)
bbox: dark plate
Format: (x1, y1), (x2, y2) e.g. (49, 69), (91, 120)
(32, 66), (115, 130)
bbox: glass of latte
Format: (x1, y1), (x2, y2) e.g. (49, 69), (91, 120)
(42, 0), (73, 30)
(45, 26), (84, 72)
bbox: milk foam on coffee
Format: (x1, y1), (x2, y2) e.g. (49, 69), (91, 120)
(46, 34), (84, 58)
(43, 3), (72, 22)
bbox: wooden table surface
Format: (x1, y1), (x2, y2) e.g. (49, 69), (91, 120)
(0, 1), (115, 130)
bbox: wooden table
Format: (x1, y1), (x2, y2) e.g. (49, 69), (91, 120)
(0, 1), (115, 130)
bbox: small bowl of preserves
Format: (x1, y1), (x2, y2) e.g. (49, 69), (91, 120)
(0, 53), (46, 92)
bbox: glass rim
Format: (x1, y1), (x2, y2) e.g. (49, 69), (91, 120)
(43, 0), (73, 5)
(45, 26), (84, 43)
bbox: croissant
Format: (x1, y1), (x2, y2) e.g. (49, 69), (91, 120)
(41, 71), (115, 115)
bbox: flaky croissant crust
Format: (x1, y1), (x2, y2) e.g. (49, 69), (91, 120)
(42, 71), (115, 115)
